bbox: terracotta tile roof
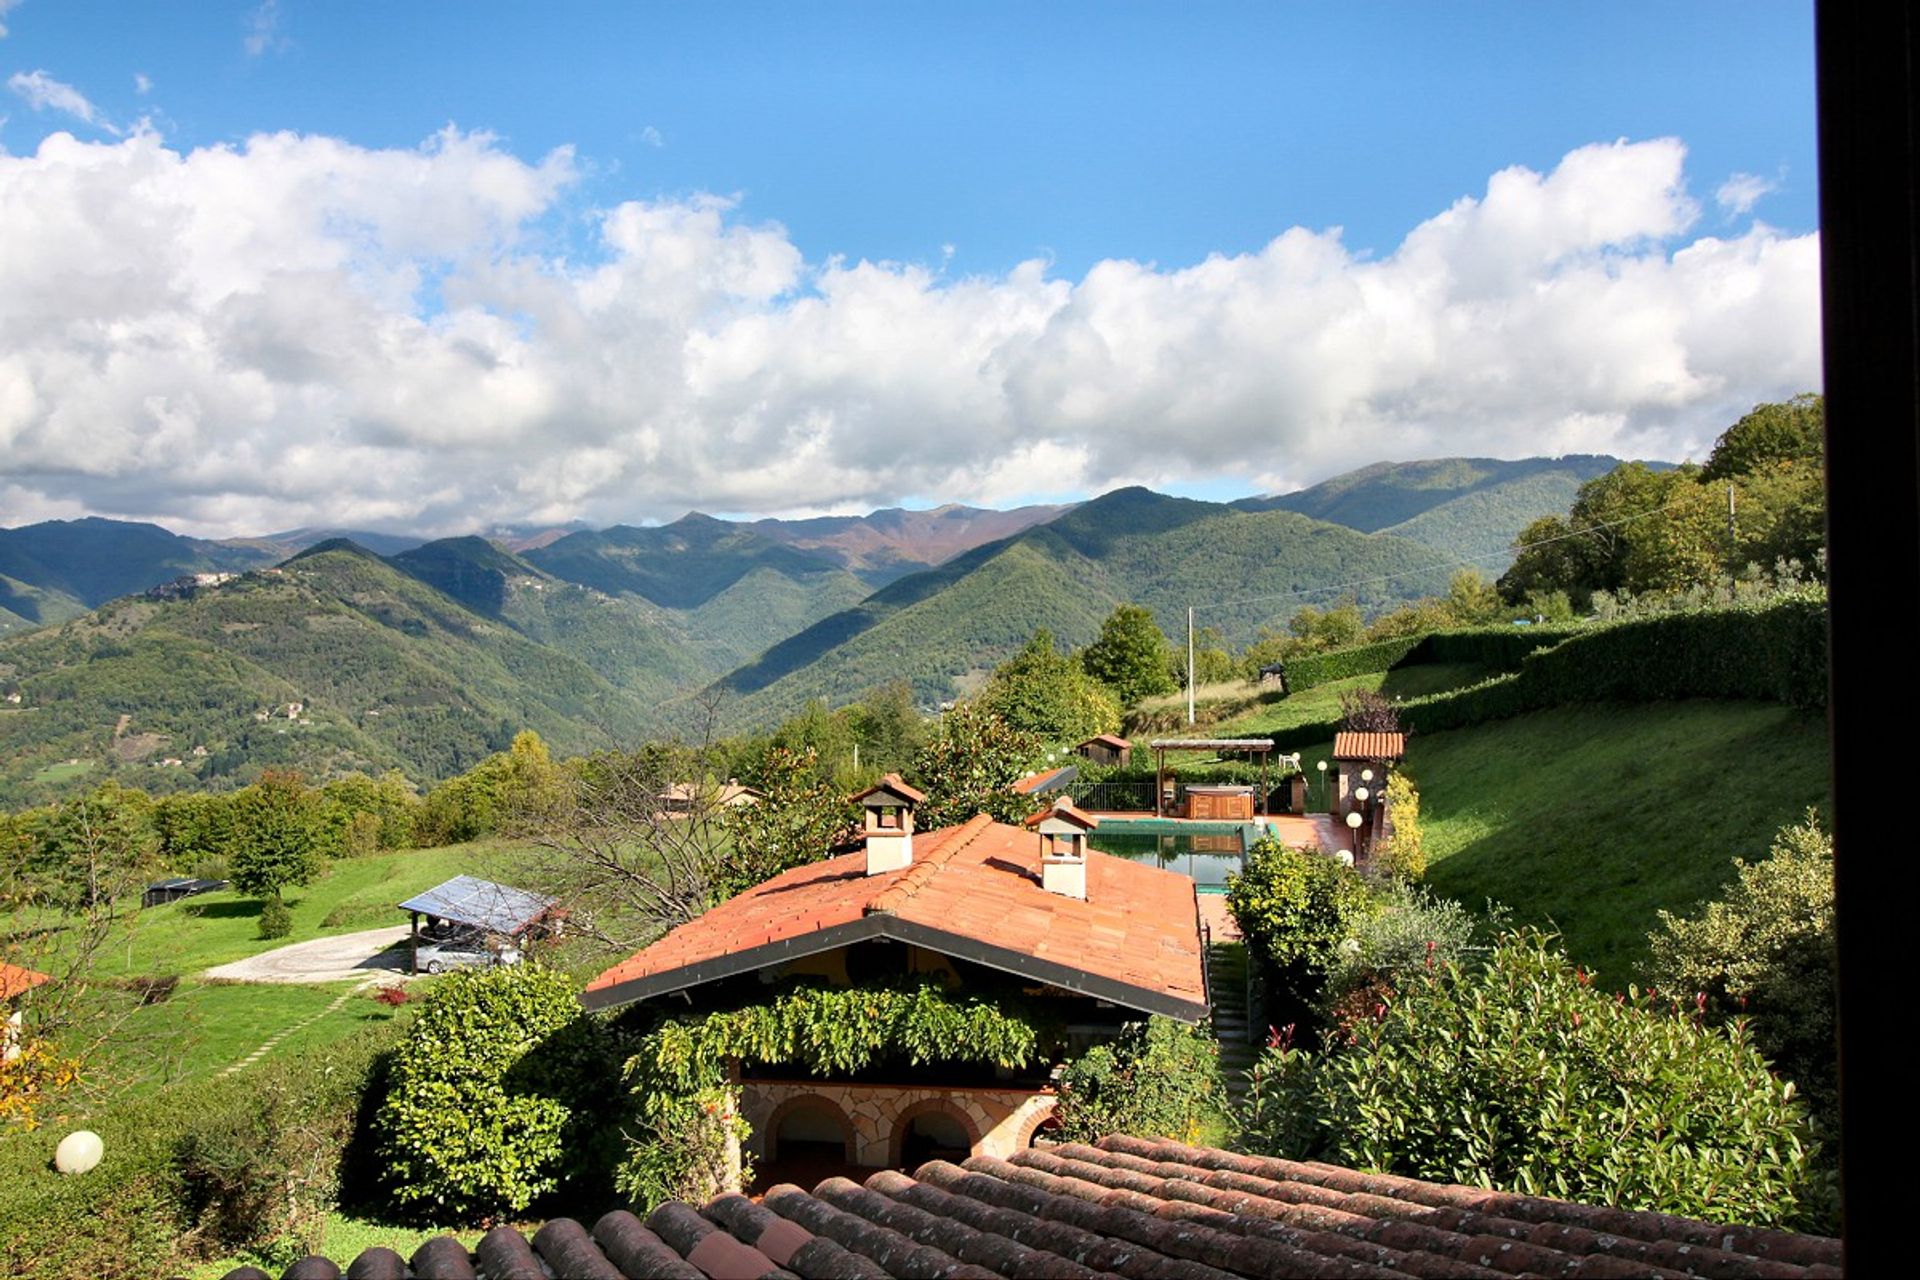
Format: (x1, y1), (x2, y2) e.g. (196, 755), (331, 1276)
(583, 814), (1207, 1020)
(852, 773), (927, 805)
(1080, 733), (1133, 750)
(1333, 731), (1407, 761)
(1, 962), (50, 1001)
(234, 1135), (1843, 1280)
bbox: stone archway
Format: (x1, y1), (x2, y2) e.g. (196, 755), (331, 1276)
(1014, 1100), (1062, 1150)
(764, 1093), (856, 1164)
(889, 1098), (979, 1168)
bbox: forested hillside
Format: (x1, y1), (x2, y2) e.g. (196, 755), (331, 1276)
(1239, 456), (1658, 566)
(0, 518), (276, 632)
(0, 545), (660, 806)
(710, 487), (1455, 725)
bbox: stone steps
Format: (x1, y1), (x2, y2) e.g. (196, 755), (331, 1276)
(1205, 941), (1257, 1104)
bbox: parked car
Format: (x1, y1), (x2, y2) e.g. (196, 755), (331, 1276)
(414, 937), (521, 974)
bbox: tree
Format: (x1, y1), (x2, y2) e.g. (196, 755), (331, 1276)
(977, 629), (1122, 744)
(714, 746), (858, 901)
(1080, 604), (1175, 705)
(909, 701), (1041, 829)
(1287, 599), (1366, 653)
(228, 770), (327, 904)
(1441, 569), (1503, 625)
(845, 681), (925, 776)
(1701, 393), (1824, 481)
(513, 737), (736, 950)
(1649, 812), (1836, 1127)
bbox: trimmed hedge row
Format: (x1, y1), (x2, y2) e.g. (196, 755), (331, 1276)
(1266, 596), (1828, 753)
(1280, 625), (1585, 696)
(1281, 635), (1427, 693)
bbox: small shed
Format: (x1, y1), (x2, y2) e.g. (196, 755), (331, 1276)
(398, 875), (561, 975)
(142, 877), (230, 908)
(1257, 662), (1288, 693)
(1331, 731), (1407, 815)
(1074, 734), (1134, 767)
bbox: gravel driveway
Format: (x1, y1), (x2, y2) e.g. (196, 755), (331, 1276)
(204, 925), (413, 984)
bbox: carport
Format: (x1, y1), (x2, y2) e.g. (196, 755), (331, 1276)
(398, 875), (560, 976)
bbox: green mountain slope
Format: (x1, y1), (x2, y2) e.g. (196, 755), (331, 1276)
(0, 517), (276, 612)
(0, 545), (661, 805)
(1239, 456), (1652, 563)
(0, 573), (89, 635)
(390, 536), (722, 700)
(523, 513), (857, 608)
(710, 487), (1455, 726)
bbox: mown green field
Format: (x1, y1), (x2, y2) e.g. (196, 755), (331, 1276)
(1405, 700), (1831, 985)
(30, 839), (533, 1091)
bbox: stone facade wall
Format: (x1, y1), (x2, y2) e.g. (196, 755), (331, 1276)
(741, 1078), (1058, 1167)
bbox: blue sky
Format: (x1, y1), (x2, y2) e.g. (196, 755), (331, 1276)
(0, 2), (1821, 533)
(3, 2), (1817, 275)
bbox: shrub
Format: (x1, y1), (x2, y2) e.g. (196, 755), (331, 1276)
(1242, 928), (1835, 1233)
(374, 965), (622, 1224)
(1226, 835), (1375, 1019)
(1649, 812), (1836, 1127)
(1337, 688), (1400, 733)
(1053, 1017), (1224, 1145)
(256, 898), (292, 939)
(1372, 773), (1425, 881)
(173, 1032), (397, 1255)
(1319, 881), (1476, 1009)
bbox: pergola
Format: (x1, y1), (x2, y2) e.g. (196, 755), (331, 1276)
(1146, 737), (1281, 817)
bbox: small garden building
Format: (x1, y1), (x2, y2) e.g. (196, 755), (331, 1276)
(1073, 733), (1133, 767)
(585, 778), (1207, 1187)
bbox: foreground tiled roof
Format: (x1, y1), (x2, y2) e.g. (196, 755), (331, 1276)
(583, 813), (1207, 1020)
(1, 961), (50, 1001)
(228, 1134), (1843, 1280)
(1332, 731), (1407, 761)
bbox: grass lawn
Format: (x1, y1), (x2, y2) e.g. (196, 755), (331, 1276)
(1211, 662), (1492, 742)
(188, 1216), (492, 1280)
(88, 839), (524, 978)
(1408, 700), (1831, 986)
(30, 760), (96, 784)
(21, 839), (531, 1092)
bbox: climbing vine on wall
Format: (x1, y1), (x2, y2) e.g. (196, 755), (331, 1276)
(619, 977), (1054, 1209)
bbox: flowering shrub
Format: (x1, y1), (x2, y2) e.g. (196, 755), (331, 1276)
(1242, 928), (1834, 1232)
(1052, 1017), (1223, 1144)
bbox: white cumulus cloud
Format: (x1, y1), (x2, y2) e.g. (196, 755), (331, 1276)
(0, 128), (1821, 537)
(0, 0), (22, 39)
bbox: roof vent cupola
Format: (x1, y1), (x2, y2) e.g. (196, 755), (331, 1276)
(852, 774), (927, 876)
(1025, 796), (1100, 900)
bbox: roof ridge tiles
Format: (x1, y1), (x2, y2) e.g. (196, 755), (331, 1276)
(865, 812), (996, 916)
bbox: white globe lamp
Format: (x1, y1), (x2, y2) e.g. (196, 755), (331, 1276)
(54, 1130), (102, 1175)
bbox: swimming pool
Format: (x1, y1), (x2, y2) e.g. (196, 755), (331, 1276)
(1086, 820), (1253, 893)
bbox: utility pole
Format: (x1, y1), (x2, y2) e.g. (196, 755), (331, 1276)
(1726, 482), (1737, 551)
(1186, 605), (1196, 726)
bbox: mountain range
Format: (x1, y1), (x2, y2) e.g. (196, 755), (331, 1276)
(0, 454), (1658, 802)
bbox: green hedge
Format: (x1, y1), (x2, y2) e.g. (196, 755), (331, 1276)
(1265, 597), (1827, 753)
(1281, 635), (1427, 693)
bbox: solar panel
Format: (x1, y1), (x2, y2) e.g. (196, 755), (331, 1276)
(397, 875), (557, 935)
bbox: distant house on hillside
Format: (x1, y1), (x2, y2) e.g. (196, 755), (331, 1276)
(585, 779), (1206, 1185)
(656, 779), (764, 814)
(1073, 733), (1133, 767)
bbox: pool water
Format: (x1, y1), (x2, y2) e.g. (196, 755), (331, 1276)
(1087, 831), (1245, 893)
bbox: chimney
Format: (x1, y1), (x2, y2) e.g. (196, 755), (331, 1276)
(852, 773), (927, 876)
(1026, 796), (1099, 900)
